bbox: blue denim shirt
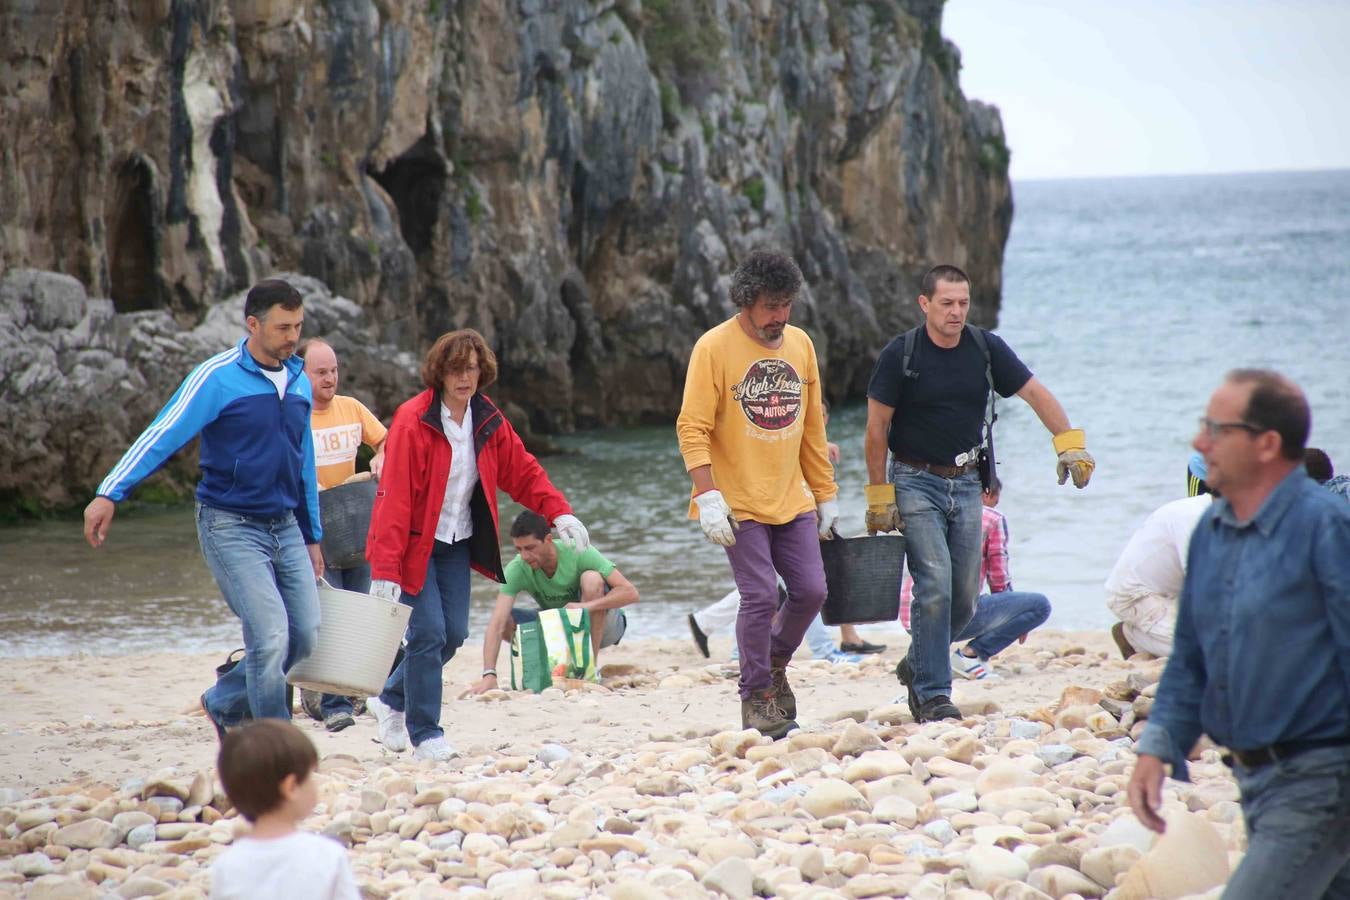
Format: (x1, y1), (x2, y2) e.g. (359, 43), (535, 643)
(1138, 467), (1350, 781)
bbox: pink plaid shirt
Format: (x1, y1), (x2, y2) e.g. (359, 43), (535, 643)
(900, 505), (1011, 630)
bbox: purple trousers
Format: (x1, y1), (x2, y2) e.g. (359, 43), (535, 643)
(725, 512), (827, 699)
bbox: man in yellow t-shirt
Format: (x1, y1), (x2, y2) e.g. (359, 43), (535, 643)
(676, 248), (838, 739)
(299, 338), (388, 731)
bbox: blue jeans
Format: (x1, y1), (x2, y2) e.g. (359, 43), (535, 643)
(1224, 745), (1350, 898)
(378, 539), (470, 746)
(319, 564), (372, 718)
(803, 614), (838, 659)
(892, 460), (983, 704)
(197, 503), (319, 725)
(956, 591), (1052, 660)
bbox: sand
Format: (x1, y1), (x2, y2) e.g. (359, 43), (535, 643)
(4, 630), (1132, 795)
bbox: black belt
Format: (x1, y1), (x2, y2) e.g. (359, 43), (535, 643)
(1223, 736), (1350, 769)
(893, 453), (977, 478)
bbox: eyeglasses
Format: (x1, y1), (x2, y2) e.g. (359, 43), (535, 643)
(1197, 417), (1262, 439)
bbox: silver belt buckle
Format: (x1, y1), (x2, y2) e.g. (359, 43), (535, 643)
(954, 447), (978, 467)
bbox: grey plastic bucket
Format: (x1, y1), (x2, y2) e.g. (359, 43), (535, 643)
(318, 479), (377, 569)
(819, 533), (906, 625)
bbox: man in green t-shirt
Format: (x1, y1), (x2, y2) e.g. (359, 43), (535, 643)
(467, 510), (639, 694)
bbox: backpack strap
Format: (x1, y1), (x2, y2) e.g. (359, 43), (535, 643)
(899, 324), (996, 459)
(901, 326), (920, 381)
(896, 326), (921, 408)
(965, 324), (997, 452)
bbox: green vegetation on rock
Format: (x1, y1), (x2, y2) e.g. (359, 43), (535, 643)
(979, 135), (1011, 174)
(743, 176), (766, 213)
(923, 26), (960, 79)
(659, 81), (681, 131)
(641, 0), (724, 108)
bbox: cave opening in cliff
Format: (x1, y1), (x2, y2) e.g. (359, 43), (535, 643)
(109, 157), (161, 312)
(370, 136), (445, 257)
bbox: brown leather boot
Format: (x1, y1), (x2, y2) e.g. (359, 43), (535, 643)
(1111, 622), (1137, 659)
(769, 657), (797, 721)
(741, 689), (797, 740)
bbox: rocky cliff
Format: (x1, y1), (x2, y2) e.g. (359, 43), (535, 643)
(0, 0), (1012, 511)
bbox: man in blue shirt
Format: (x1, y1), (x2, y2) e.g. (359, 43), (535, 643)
(1128, 369), (1350, 898)
(82, 280), (324, 736)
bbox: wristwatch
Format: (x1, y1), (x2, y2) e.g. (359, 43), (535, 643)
(482, 669), (497, 679)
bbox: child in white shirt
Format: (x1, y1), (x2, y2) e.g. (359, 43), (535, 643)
(210, 720), (358, 900)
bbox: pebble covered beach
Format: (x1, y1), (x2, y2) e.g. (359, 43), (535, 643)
(1, 633), (1240, 899)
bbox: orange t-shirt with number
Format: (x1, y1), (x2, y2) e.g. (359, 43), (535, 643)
(310, 395), (387, 490)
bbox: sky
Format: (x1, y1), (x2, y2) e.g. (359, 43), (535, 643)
(942, 0), (1350, 180)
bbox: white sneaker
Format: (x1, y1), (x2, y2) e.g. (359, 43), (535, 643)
(950, 649), (989, 680)
(412, 736), (458, 762)
(367, 697), (408, 752)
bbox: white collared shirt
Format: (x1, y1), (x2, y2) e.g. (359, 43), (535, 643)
(435, 402), (479, 543)
(1104, 494), (1211, 601)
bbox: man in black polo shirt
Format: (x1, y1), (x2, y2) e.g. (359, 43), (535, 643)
(864, 264), (1094, 722)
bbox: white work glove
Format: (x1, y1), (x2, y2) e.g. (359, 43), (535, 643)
(553, 514), (590, 551)
(693, 490), (739, 547)
(370, 579), (402, 602)
(816, 498), (839, 540)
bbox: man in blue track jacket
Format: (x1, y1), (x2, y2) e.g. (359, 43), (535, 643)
(83, 279), (325, 734)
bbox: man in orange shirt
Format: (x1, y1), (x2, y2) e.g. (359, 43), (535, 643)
(301, 340), (387, 496)
(298, 338), (388, 731)
(676, 249), (838, 739)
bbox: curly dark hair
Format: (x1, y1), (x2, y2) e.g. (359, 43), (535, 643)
(421, 328), (498, 391)
(729, 248), (803, 308)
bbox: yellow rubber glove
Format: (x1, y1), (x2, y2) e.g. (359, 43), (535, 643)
(864, 483), (904, 534)
(1053, 429), (1096, 489)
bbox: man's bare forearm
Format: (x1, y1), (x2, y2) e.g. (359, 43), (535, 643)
(583, 584), (638, 610)
(689, 464), (716, 494)
(1018, 378), (1072, 436)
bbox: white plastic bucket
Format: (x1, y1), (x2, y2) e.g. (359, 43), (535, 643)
(287, 579), (411, 697)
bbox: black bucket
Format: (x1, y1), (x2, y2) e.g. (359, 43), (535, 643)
(319, 479), (377, 569)
(819, 533), (906, 625)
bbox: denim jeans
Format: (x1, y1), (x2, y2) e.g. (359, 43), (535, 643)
(802, 614), (839, 659)
(724, 513), (827, 699)
(892, 460), (983, 704)
(319, 564), (372, 718)
(957, 591), (1052, 660)
(196, 503), (319, 725)
(377, 539), (470, 746)
(1224, 745), (1350, 898)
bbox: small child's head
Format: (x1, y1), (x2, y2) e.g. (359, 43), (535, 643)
(982, 474), (1003, 508)
(217, 719), (320, 824)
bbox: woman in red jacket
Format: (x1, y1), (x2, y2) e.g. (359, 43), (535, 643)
(364, 329), (588, 761)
